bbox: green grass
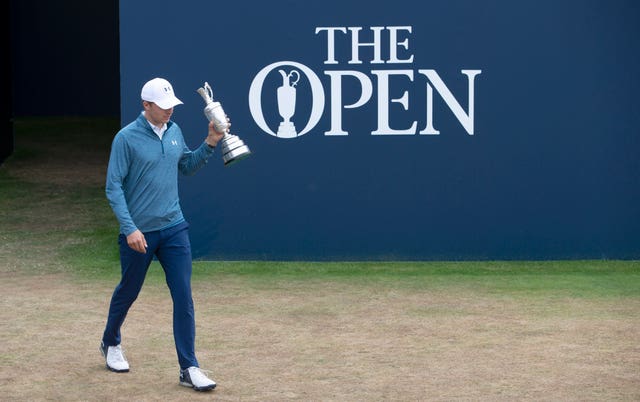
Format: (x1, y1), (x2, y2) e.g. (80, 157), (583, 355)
(187, 260), (640, 298)
(1, 117), (639, 299)
(1, 117), (120, 274)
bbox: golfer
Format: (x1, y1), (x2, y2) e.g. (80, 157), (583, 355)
(100, 77), (222, 391)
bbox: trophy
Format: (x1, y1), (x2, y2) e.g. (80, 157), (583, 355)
(196, 82), (251, 166)
(276, 70), (300, 138)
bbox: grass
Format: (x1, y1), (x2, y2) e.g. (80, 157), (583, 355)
(186, 260), (640, 300)
(1, 117), (640, 401)
(1, 117), (119, 275)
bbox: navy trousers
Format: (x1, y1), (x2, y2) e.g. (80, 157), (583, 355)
(101, 221), (198, 370)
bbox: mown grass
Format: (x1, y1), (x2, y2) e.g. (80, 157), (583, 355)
(1, 117), (639, 300)
(0, 117), (119, 274)
(186, 260), (640, 299)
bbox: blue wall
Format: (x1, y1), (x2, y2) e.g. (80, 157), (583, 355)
(120, 0), (640, 260)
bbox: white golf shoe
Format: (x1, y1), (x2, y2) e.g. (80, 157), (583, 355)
(179, 366), (216, 391)
(100, 342), (130, 373)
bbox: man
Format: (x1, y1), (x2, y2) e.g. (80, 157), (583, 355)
(100, 77), (223, 391)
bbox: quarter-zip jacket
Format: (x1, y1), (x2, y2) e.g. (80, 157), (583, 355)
(106, 112), (215, 235)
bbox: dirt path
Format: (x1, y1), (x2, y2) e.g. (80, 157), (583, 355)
(1, 272), (638, 401)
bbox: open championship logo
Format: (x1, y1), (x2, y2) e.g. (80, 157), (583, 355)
(249, 61), (324, 138)
(248, 26), (481, 139)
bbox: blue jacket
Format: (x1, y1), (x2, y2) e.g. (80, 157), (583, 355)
(106, 112), (215, 235)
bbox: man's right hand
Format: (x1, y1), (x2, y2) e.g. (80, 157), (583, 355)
(127, 229), (148, 253)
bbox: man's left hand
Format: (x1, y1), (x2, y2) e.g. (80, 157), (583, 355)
(205, 118), (228, 148)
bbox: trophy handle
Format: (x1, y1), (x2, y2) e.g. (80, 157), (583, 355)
(197, 82), (215, 105)
(288, 71), (300, 87)
(204, 82), (213, 101)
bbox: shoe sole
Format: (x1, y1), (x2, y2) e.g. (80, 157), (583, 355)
(106, 364), (130, 373)
(180, 381), (216, 391)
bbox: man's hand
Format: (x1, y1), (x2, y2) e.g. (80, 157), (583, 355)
(205, 118), (228, 148)
(127, 229), (148, 253)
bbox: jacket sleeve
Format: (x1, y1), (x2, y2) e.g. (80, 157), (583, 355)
(105, 134), (138, 236)
(178, 140), (215, 176)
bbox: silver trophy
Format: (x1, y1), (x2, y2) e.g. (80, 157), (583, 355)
(196, 82), (251, 166)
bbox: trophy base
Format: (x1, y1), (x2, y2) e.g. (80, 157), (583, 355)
(277, 121), (297, 138)
(220, 133), (251, 166)
(223, 145), (251, 166)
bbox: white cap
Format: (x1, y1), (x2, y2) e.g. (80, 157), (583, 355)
(140, 78), (183, 109)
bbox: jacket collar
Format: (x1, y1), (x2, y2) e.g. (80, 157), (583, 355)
(136, 112), (174, 138)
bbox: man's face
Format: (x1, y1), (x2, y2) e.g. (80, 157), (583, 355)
(143, 101), (173, 126)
